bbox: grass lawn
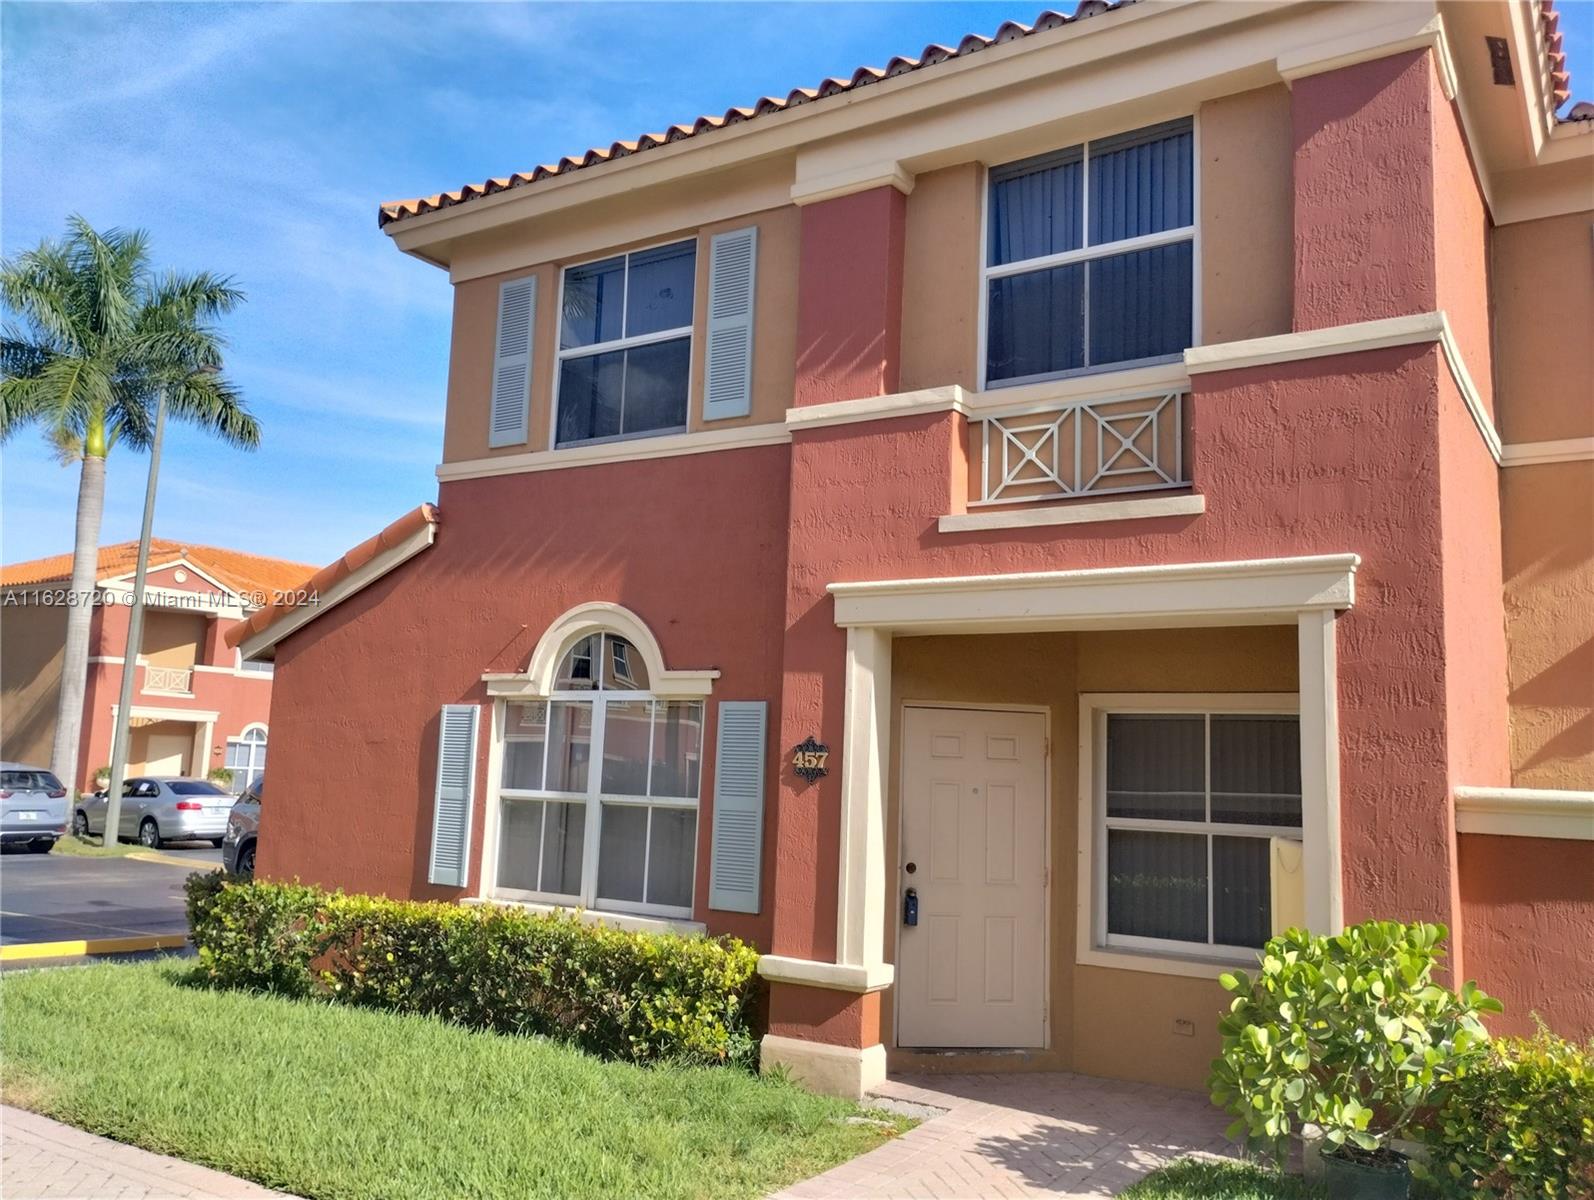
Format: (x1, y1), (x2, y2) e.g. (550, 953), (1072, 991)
(0, 961), (910, 1200)
(49, 834), (142, 858)
(1121, 1159), (1325, 1199)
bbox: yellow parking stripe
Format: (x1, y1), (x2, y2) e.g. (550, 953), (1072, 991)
(126, 850), (210, 868)
(0, 934), (188, 962)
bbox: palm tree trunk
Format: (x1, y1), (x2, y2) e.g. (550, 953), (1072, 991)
(49, 453), (107, 792)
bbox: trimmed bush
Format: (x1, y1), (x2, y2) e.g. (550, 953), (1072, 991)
(185, 873), (762, 1067)
(1417, 1028), (1594, 1198)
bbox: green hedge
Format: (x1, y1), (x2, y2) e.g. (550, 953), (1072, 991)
(1417, 1028), (1594, 1199)
(185, 873), (761, 1067)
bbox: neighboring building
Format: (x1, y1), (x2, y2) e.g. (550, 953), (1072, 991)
(2, 540), (313, 792)
(232, 1), (1593, 1097)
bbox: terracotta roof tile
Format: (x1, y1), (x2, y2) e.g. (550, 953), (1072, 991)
(224, 504), (439, 650)
(2, 539), (316, 602)
(378, 1), (1126, 228)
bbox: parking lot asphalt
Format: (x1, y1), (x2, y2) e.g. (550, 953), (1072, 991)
(0, 843), (221, 955)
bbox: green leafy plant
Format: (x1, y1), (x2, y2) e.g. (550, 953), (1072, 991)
(1416, 1026), (1594, 1198)
(184, 873), (762, 1067)
(207, 766), (234, 788)
(1208, 921), (1500, 1168)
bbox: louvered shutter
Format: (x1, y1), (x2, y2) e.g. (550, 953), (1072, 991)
(489, 276), (535, 447)
(708, 701), (767, 913)
(428, 704), (479, 887)
(703, 227), (757, 421)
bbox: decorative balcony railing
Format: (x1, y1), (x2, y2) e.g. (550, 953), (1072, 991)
(971, 389), (1188, 507)
(144, 665), (194, 695)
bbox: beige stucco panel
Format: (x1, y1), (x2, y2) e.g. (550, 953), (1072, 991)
(0, 602), (67, 768)
(1492, 211), (1594, 445)
(900, 163), (982, 393)
(1503, 461), (1594, 790)
(883, 625), (1296, 1091)
(1199, 84), (1294, 346)
(442, 206), (798, 462)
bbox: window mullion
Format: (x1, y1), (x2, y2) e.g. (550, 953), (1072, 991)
(580, 699), (605, 908)
(1205, 713), (1214, 946)
(1081, 137), (1092, 368)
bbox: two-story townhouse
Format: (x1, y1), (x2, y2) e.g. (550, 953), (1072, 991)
(2, 540), (313, 793)
(230, 0), (1593, 1098)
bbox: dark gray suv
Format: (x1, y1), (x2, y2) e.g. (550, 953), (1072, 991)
(222, 778), (261, 878)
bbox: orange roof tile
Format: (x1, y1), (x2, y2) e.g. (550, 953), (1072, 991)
(225, 504), (439, 650)
(378, 1), (1127, 227)
(381, 1), (1587, 230)
(2, 539), (317, 602)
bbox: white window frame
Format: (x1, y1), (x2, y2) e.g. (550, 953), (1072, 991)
(225, 723), (268, 791)
(978, 114), (1202, 392)
(1076, 692), (1298, 980)
(486, 636), (704, 921)
(550, 237), (698, 450)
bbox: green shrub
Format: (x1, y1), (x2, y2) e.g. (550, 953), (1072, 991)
(184, 873), (762, 1067)
(1209, 921), (1500, 1165)
(1416, 1027), (1594, 1198)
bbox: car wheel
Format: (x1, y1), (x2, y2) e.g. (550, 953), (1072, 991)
(28, 839), (55, 854)
(138, 818), (162, 849)
(73, 811), (89, 837)
(237, 843), (255, 879)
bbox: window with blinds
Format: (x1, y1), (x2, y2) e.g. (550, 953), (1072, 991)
(1098, 710), (1301, 958)
(984, 117), (1195, 387)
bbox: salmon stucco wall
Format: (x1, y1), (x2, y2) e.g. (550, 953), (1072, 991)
(770, 341), (1479, 973)
(259, 443), (792, 949)
(1291, 50), (1438, 330)
(1460, 832), (1594, 1040)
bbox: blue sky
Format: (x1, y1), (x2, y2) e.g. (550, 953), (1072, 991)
(4, 1), (1592, 569)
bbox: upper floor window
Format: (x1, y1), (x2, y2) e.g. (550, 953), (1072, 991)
(555, 240), (697, 447)
(984, 117), (1195, 387)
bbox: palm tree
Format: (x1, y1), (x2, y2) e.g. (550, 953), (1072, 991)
(1, 216), (260, 789)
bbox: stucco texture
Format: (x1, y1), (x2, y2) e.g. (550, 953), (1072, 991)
(258, 443), (791, 949)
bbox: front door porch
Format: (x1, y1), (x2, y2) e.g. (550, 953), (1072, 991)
(760, 554), (1356, 1098)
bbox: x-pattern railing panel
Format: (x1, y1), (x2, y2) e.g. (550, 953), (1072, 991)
(144, 664), (194, 694)
(975, 391), (1185, 506)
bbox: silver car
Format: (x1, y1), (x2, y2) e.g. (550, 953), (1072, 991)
(1, 763), (69, 852)
(222, 778), (261, 878)
(75, 777), (233, 849)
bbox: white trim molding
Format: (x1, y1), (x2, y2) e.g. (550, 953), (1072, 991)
(758, 955), (895, 994)
(1276, 12), (1456, 101)
(436, 422), (789, 483)
(109, 704), (221, 724)
(829, 554), (1359, 636)
(235, 519), (436, 662)
(759, 1034), (888, 1100)
(482, 601), (719, 699)
(1185, 311), (1501, 465)
(790, 160), (915, 207)
(939, 493), (1205, 533)
(462, 896), (707, 937)
(1501, 438), (1594, 468)
(786, 385), (969, 434)
(1454, 787), (1594, 840)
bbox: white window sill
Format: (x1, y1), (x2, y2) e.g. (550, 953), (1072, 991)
(939, 493), (1205, 533)
(464, 895), (706, 938)
(1076, 943), (1257, 981)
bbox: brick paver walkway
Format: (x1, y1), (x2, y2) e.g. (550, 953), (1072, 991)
(1, 1107), (294, 1199)
(774, 1072), (1240, 1199)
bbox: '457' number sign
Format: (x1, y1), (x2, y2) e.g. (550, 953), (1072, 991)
(791, 736), (830, 783)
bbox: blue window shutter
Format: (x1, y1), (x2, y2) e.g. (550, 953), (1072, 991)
(709, 701), (767, 913)
(428, 704), (479, 887)
(703, 227), (757, 421)
(490, 277), (535, 447)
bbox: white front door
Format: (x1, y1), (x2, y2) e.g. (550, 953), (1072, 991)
(142, 731), (188, 776)
(897, 706), (1048, 1049)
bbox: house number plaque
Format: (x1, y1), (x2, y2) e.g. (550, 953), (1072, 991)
(791, 736), (830, 783)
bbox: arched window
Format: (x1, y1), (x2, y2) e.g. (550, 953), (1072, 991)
(225, 725), (267, 792)
(494, 632), (702, 917)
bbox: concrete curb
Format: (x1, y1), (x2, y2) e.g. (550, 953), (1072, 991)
(0, 934), (188, 963)
(126, 850), (211, 868)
